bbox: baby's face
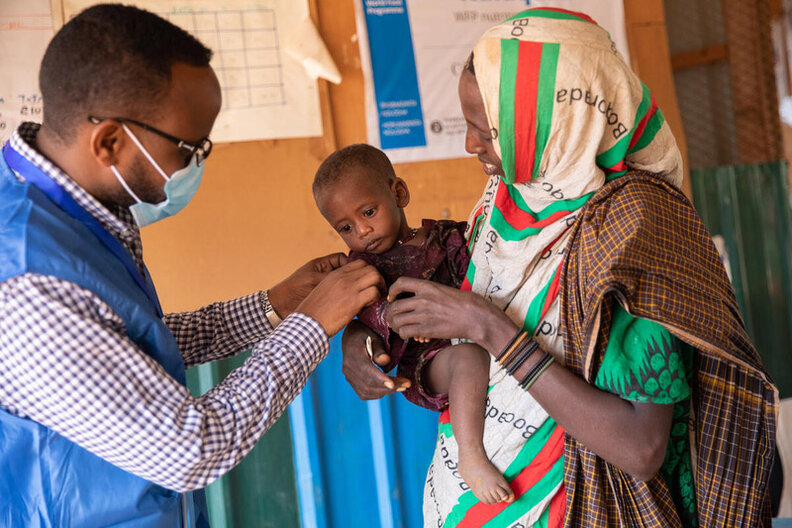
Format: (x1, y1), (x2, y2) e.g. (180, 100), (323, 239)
(316, 166), (406, 254)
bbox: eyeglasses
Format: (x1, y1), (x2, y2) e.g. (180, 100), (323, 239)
(88, 116), (213, 165)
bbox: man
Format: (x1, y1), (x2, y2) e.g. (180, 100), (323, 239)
(0, 5), (382, 527)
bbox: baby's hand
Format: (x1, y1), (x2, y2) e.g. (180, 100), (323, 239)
(414, 336), (431, 343)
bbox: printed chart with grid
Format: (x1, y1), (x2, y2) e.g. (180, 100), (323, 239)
(162, 8), (285, 110)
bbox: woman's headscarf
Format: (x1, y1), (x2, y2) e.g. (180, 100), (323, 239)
(463, 8), (682, 347)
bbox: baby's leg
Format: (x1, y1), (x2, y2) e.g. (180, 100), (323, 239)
(425, 344), (515, 504)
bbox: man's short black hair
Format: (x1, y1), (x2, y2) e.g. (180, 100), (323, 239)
(39, 3), (212, 143)
(313, 143), (397, 195)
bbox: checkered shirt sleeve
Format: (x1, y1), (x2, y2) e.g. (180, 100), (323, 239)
(0, 273), (329, 492)
(164, 292), (275, 367)
(0, 123), (330, 492)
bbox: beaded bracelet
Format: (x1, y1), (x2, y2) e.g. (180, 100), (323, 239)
(495, 330), (531, 366)
(505, 339), (539, 376)
(519, 352), (555, 392)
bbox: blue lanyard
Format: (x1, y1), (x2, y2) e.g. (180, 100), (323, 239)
(2, 143), (164, 318)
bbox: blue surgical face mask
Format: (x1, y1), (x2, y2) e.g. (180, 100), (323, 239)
(110, 123), (204, 228)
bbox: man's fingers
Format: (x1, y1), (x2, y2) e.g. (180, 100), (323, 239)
(314, 252), (347, 272)
(360, 285), (382, 307)
(342, 258), (369, 271)
(347, 262), (386, 295)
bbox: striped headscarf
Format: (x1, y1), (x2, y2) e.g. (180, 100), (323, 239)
(463, 7), (682, 339)
(423, 9), (684, 527)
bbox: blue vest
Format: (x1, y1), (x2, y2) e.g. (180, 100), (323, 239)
(0, 145), (208, 527)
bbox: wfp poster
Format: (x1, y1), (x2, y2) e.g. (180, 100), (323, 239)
(355, 0), (628, 163)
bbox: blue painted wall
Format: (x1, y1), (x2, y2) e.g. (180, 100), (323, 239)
(290, 331), (440, 528)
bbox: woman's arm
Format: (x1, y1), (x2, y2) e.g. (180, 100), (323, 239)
(386, 277), (673, 481)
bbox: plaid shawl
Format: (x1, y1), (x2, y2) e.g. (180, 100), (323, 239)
(560, 171), (778, 527)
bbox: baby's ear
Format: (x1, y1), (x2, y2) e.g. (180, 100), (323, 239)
(393, 178), (410, 207)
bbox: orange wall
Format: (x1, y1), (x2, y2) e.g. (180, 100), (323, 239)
(142, 0), (685, 312)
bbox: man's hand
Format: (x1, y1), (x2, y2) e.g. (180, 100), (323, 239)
(268, 253), (347, 318)
(296, 260), (385, 336)
(341, 320), (411, 400)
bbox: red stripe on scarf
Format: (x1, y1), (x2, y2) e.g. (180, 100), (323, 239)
(531, 7), (597, 24)
(461, 277), (472, 291)
(439, 409), (451, 425)
(514, 41), (543, 183)
(495, 183), (568, 229)
(628, 94), (658, 151)
(540, 260), (564, 320)
(547, 483), (566, 527)
(456, 425), (565, 528)
(467, 206), (484, 248)
(604, 160), (628, 174)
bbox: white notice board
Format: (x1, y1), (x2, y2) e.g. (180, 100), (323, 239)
(0, 0), (333, 144)
(0, 0), (54, 144)
(61, 0), (328, 143)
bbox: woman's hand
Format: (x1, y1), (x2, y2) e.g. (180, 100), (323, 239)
(341, 320), (411, 400)
(386, 277), (516, 353)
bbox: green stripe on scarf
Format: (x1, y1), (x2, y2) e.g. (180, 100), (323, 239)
(439, 421), (454, 440)
(505, 184), (592, 220)
(490, 191), (592, 241)
(442, 419), (561, 528)
(481, 458), (564, 528)
(523, 267), (558, 333)
(464, 259), (477, 289)
(503, 418), (558, 478)
(596, 82), (652, 169)
(628, 108), (666, 154)
(467, 215), (484, 250)
(533, 43), (560, 179)
(499, 39), (519, 183)
(507, 9), (592, 23)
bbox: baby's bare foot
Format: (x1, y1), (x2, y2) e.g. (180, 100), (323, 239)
(459, 452), (515, 504)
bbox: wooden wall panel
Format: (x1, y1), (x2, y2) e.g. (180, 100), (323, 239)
(142, 0), (688, 312)
(623, 0), (692, 198)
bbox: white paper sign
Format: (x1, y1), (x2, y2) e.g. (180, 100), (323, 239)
(356, 0), (628, 163)
(0, 0), (54, 144)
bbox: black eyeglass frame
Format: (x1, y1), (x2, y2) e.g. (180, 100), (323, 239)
(88, 115), (213, 165)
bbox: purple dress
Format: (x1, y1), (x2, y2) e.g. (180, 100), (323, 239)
(348, 219), (470, 411)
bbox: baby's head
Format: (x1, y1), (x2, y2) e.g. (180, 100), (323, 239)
(313, 144), (411, 254)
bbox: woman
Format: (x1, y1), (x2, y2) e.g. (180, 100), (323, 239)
(342, 8), (777, 527)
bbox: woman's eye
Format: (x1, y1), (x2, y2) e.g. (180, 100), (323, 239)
(363, 208), (376, 217)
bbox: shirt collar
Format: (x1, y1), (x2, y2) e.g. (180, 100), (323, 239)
(9, 122), (141, 246)
(9, 122), (145, 271)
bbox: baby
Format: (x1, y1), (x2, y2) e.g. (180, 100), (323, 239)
(313, 144), (514, 505)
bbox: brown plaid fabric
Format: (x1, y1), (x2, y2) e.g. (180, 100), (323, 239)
(559, 171), (778, 527)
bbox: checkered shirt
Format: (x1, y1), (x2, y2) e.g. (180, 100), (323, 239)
(0, 123), (329, 492)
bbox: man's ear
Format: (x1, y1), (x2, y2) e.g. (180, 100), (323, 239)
(89, 120), (126, 167)
(392, 177), (410, 207)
